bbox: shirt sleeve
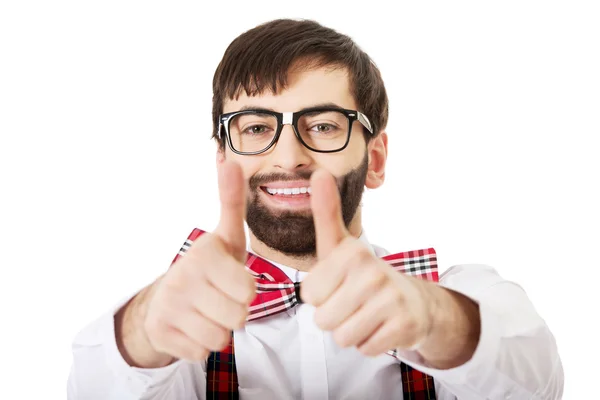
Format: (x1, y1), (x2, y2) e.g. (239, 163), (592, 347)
(67, 292), (206, 400)
(393, 264), (564, 400)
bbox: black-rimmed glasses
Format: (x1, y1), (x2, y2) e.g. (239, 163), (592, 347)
(217, 107), (374, 155)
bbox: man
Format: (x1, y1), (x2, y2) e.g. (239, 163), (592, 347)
(68, 19), (563, 399)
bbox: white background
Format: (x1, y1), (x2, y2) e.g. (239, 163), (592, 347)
(1, 1), (598, 398)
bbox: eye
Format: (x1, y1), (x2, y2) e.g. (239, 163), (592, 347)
(311, 123), (335, 133)
(244, 125), (269, 135)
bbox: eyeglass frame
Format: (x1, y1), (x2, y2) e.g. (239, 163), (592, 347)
(217, 106), (375, 155)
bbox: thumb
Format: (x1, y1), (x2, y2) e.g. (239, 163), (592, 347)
(310, 169), (349, 259)
(214, 160), (247, 262)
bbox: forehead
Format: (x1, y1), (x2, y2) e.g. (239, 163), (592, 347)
(222, 67), (356, 114)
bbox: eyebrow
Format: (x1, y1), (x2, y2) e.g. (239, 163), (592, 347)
(237, 102), (346, 113)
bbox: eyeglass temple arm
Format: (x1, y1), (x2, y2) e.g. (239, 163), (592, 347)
(217, 117), (226, 139)
(356, 112), (374, 134)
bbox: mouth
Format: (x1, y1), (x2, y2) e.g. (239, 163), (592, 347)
(258, 182), (312, 209)
(261, 186), (312, 196)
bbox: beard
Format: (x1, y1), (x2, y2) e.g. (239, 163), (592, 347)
(246, 153), (369, 257)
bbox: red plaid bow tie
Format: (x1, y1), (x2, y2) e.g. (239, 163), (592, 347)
(172, 228), (439, 323)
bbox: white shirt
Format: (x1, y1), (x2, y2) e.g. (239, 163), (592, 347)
(67, 233), (564, 399)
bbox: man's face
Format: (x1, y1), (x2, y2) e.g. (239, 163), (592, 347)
(220, 66), (386, 256)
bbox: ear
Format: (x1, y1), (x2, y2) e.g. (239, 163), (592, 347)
(365, 132), (388, 189)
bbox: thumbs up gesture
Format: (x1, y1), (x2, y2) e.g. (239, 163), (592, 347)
(301, 170), (436, 356)
(141, 161), (256, 363)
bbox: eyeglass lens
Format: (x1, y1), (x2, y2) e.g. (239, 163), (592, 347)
(227, 110), (350, 153)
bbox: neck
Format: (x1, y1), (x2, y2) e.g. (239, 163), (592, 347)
(248, 209), (363, 271)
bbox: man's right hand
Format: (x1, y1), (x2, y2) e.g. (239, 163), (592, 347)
(115, 160), (256, 368)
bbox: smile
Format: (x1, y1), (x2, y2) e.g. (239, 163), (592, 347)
(263, 187), (312, 196)
(258, 182), (313, 210)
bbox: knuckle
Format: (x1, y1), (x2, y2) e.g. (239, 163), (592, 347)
(231, 307), (249, 329)
(214, 300), (247, 330)
(388, 286), (406, 307)
(344, 245), (375, 274)
(204, 331), (222, 351)
(191, 348), (209, 361)
(380, 283), (400, 301)
(191, 319), (228, 352)
(340, 236), (358, 251)
(306, 289), (324, 306)
(313, 309), (331, 330)
(212, 300), (247, 330)
(333, 328), (352, 348)
(353, 245), (372, 261)
(242, 277), (257, 304)
(299, 282), (313, 304)
(216, 330), (231, 349)
(363, 270), (387, 291)
(397, 317), (418, 336)
(152, 294), (178, 321)
(182, 235), (227, 270)
(162, 269), (191, 293)
(189, 232), (220, 253)
(205, 328), (230, 351)
(301, 282), (326, 306)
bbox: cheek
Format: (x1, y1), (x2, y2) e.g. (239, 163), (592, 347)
(226, 150), (261, 181)
(313, 138), (366, 176)
(312, 154), (353, 176)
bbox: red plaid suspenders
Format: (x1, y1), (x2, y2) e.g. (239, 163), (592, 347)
(171, 228), (437, 399)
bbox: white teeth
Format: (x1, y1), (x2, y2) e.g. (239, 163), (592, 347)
(264, 187), (311, 196)
(307, 187), (312, 194)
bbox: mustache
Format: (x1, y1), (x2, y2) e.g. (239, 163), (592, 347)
(249, 171), (344, 190)
(249, 171), (312, 188)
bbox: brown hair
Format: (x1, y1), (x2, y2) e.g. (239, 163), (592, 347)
(211, 18), (389, 148)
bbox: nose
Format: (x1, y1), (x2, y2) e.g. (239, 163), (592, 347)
(269, 124), (312, 171)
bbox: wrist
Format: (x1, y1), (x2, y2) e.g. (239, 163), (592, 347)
(115, 280), (175, 368)
(406, 279), (437, 351)
(417, 285), (480, 369)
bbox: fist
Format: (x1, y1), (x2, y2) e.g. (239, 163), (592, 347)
(301, 170), (434, 356)
(143, 161), (256, 362)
